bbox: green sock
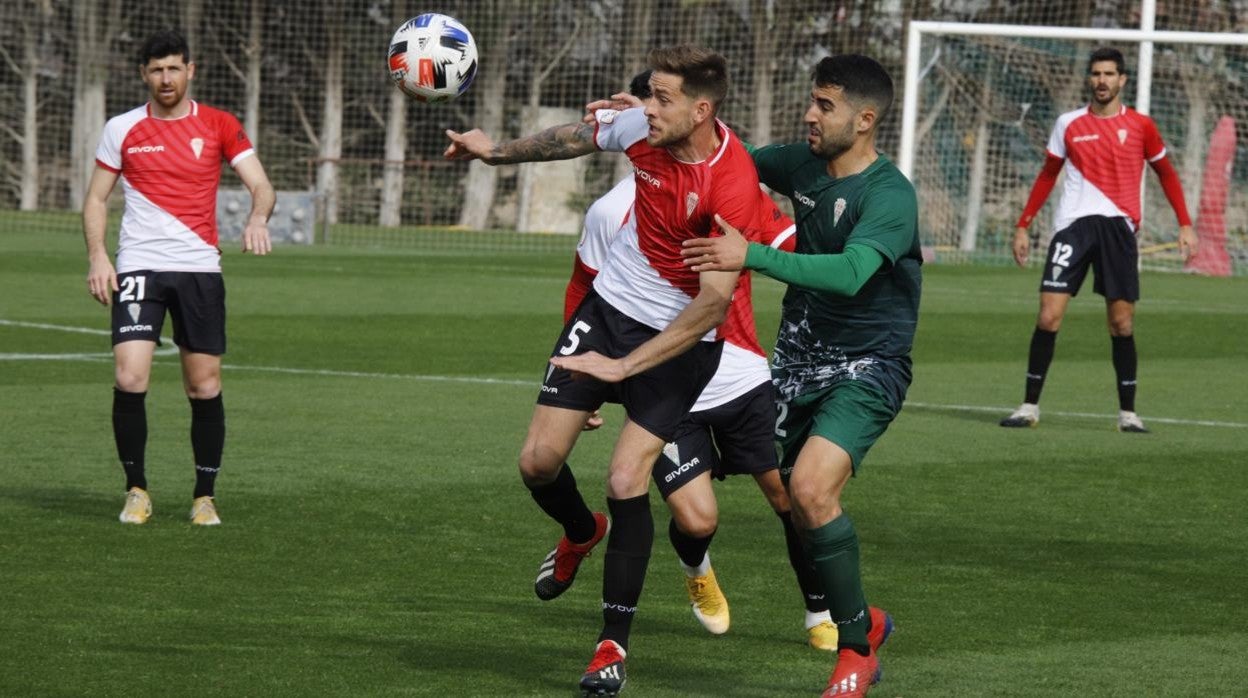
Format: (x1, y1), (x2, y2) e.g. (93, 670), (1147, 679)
(802, 513), (870, 651)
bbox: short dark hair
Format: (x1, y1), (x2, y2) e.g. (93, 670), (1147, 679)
(628, 70), (653, 100)
(138, 30), (191, 66)
(647, 45), (728, 109)
(812, 54), (894, 120)
(1088, 47), (1127, 75)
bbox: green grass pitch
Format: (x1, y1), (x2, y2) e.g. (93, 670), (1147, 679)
(1, 224), (1246, 696)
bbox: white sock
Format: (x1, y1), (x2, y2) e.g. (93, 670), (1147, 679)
(680, 552), (710, 578)
(805, 609), (832, 630)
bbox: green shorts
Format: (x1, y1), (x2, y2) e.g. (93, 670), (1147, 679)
(776, 379), (900, 482)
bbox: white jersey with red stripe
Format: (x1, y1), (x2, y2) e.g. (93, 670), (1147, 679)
(576, 175), (636, 274)
(1046, 105), (1167, 233)
(95, 101), (256, 273)
(591, 107), (765, 343)
(569, 161), (797, 412)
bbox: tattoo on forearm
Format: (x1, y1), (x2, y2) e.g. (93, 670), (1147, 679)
(489, 122), (596, 164)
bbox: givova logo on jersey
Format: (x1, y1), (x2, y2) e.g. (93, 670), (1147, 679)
(126, 145), (165, 155)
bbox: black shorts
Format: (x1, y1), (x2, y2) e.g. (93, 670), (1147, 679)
(652, 380), (779, 499)
(537, 289), (722, 442)
(1039, 215), (1139, 301)
(111, 271), (227, 354)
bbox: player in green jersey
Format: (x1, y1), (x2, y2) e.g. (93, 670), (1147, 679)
(682, 54), (919, 698)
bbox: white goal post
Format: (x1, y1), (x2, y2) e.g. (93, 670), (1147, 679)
(899, 20), (1248, 271)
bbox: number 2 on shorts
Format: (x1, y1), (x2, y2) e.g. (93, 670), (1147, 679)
(774, 401), (789, 438)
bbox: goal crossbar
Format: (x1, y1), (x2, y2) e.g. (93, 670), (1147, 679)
(899, 21), (1247, 179)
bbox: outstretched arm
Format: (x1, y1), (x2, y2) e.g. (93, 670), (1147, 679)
(444, 122), (598, 165)
(683, 215), (883, 296)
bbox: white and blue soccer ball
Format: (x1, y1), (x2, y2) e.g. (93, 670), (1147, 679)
(388, 13), (478, 103)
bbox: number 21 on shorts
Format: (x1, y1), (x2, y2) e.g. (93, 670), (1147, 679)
(119, 274), (147, 302)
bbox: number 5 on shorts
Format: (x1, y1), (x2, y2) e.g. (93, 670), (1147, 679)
(558, 321), (592, 356)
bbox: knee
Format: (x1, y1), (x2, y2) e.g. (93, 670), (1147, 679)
(673, 512), (717, 539)
(114, 370), (148, 393)
(1109, 318), (1133, 337)
(518, 444), (561, 486)
(670, 500), (718, 538)
(788, 477), (839, 525)
(606, 463), (649, 499)
(1036, 313), (1063, 332)
(184, 380), (220, 401)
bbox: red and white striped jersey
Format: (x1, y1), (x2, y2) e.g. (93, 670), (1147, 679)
(566, 170), (797, 411)
(591, 107), (766, 342)
(95, 101), (255, 273)
(1046, 105), (1167, 233)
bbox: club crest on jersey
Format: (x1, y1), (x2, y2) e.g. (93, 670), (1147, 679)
(190, 137), (204, 159)
(127, 303), (142, 324)
(1117, 128), (1127, 145)
(834, 198), (847, 226)
(685, 192), (699, 218)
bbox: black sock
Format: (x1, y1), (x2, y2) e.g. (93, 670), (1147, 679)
(190, 394), (225, 499)
(528, 464), (596, 543)
(1111, 335), (1138, 412)
(668, 518), (714, 569)
(1024, 328), (1058, 404)
(113, 388), (148, 491)
(599, 494), (653, 652)
(779, 510), (827, 613)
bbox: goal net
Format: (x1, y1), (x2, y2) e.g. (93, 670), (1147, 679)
(900, 22), (1248, 274)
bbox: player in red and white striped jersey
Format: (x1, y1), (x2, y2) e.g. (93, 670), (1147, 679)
(83, 31), (275, 526)
(445, 46), (767, 695)
(567, 179), (838, 647)
(1003, 47), (1196, 434)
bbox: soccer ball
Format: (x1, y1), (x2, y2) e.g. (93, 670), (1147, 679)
(387, 13), (478, 103)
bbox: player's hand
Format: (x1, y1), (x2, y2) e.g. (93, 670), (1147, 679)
(242, 220), (272, 255)
(1012, 227), (1031, 267)
(549, 351), (627, 384)
(583, 92), (645, 123)
(1177, 225), (1198, 260)
(582, 410), (604, 431)
(86, 255), (118, 306)
(681, 215), (748, 272)
(444, 129), (495, 163)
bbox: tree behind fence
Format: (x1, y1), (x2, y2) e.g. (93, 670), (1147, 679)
(1, 0), (1245, 265)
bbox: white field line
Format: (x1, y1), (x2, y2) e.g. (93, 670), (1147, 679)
(904, 401), (1246, 429)
(4, 319), (1244, 429)
(0, 318), (177, 359)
